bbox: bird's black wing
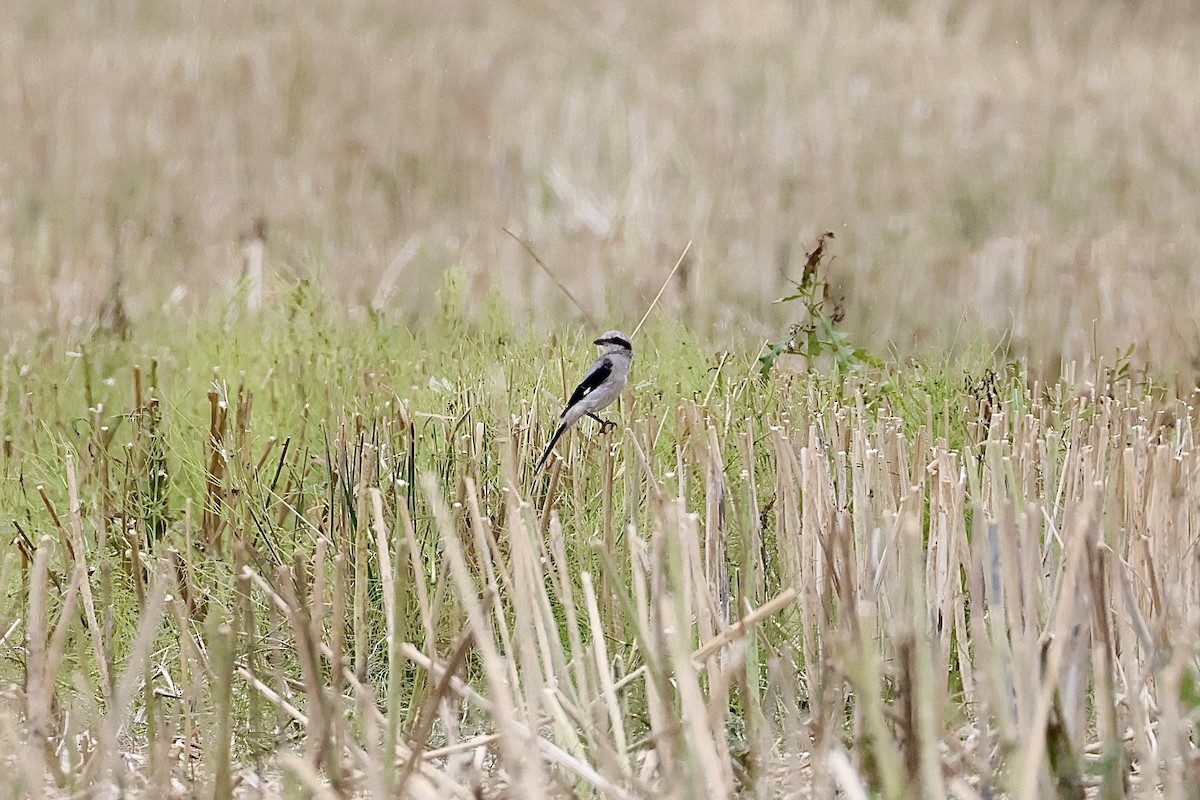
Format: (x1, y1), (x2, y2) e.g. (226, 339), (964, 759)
(563, 357), (613, 413)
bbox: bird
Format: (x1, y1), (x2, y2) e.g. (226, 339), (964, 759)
(534, 330), (634, 475)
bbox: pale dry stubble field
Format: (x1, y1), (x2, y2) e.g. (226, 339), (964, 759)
(2, 1), (1200, 798)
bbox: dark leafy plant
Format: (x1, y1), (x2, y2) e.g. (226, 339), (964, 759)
(759, 232), (878, 376)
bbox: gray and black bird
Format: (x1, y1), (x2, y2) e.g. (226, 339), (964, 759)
(534, 331), (633, 474)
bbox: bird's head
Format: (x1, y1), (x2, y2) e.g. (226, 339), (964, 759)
(594, 331), (633, 356)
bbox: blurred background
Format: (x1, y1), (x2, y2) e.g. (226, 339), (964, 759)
(2, 0), (1198, 369)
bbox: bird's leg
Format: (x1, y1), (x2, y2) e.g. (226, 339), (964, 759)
(587, 412), (617, 434)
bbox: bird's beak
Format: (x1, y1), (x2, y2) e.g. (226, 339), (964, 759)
(593, 337), (605, 346)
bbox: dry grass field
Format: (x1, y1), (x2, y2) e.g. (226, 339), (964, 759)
(3, 0), (1200, 366)
(3, 0), (1200, 798)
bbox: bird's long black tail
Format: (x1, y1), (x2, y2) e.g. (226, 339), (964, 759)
(534, 423), (569, 475)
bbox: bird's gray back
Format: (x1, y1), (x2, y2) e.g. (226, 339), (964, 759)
(561, 350), (631, 426)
